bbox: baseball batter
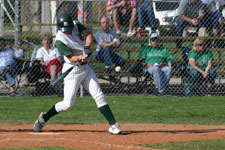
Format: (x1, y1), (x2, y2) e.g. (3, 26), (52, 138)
(33, 12), (122, 134)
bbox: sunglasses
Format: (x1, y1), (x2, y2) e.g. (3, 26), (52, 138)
(151, 38), (159, 42)
(197, 43), (204, 47)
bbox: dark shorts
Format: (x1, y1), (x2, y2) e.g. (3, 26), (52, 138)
(117, 8), (132, 25)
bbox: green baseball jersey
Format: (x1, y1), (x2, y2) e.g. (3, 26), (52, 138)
(55, 20), (87, 56)
(187, 50), (213, 70)
(138, 45), (172, 65)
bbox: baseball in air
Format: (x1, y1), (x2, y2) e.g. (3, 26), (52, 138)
(114, 38), (118, 42)
(115, 66), (122, 72)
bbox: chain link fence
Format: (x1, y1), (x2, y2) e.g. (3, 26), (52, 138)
(0, 0), (225, 97)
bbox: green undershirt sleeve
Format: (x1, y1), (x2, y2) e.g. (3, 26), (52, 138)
(55, 40), (73, 56)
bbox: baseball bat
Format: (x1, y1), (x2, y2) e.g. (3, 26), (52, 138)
(50, 66), (73, 86)
(51, 51), (92, 86)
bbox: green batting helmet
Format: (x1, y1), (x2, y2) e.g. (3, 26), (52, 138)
(57, 12), (74, 32)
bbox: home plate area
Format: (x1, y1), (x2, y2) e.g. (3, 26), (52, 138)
(1, 123), (225, 150)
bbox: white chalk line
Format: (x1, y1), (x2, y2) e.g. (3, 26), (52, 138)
(0, 137), (142, 149)
(29, 132), (63, 135)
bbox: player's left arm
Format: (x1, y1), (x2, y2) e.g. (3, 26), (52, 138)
(82, 30), (93, 47)
(75, 20), (93, 47)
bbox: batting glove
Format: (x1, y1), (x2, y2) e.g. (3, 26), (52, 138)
(84, 46), (92, 55)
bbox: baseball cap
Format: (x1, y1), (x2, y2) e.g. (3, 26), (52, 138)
(150, 32), (160, 39)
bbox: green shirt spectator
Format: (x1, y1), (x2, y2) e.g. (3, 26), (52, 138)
(187, 49), (213, 70)
(139, 32), (172, 95)
(139, 45), (172, 65)
(187, 38), (216, 96)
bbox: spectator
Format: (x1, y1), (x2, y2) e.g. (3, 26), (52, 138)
(137, 0), (158, 36)
(36, 33), (62, 84)
(201, 0), (224, 46)
(0, 37), (24, 96)
(106, 0), (137, 37)
(176, 0), (206, 48)
(187, 37), (216, 96)
(138, 33), (172, 95)
(95, 16), (125, 73)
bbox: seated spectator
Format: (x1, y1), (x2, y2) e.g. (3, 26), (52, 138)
(36, 33), (62, 84)
(137, 0), (158, 36)
(187, 37), (216, 96)
(0, 37), (24, 96)
(176, 0), (206, 48)
(106, 0), (137, 37)
(202, 0), (225, 46)
(138, 33), (172, 94)
(95, 16), (125, 73)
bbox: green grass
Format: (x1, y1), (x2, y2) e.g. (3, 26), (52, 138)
(0, 147), (77, 150)
(1, 96), (225, 125)
(1, 96), (225, 150)
(140, 138), (225, 150)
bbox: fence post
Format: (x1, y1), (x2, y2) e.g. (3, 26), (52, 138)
(80, 0), (84, 97)
(0, 0), (4, 37)
(15, 0), (19, 47)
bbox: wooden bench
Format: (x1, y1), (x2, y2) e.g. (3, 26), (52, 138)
(17, 44), (225, 79)
(4, 22), (225, 92)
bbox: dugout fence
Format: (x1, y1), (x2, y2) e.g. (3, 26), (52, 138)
(0, 0), (225, 97)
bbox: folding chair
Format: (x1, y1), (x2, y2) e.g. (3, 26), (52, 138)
(0, 59), (29, 96)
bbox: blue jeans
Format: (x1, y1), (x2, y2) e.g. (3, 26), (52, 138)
(147, 65), (172, 93)
(137, 0), (157, 29)
(96, 47), (125, 68)
(0, 59), (17, 87)
(189, 69), (217, 85)
(209, 11), (223, 29)
(175, 16), (205, 48)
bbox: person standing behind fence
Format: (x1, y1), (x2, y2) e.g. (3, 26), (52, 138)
(95, 16), (125, 73)
(138, 33), (172, 95)
(176, 0), (206, 48)
(106, 0), (137, 37)
(201, 0), (225, 47)
(36, 33), (62, 85)
(187, 38), (216, 96)
(0, 37), (24, 96)
(33, 12), (122, 134)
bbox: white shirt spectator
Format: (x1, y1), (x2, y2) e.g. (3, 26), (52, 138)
(202, 0), (223, 12)
(0, 48), (23, 67)
(36, 46), (61, 62)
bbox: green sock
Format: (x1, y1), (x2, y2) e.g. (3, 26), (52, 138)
(43, 105), (58, 122)
(99, 104), (116, 125)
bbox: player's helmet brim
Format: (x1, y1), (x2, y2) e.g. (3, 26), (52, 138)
(59, 26), (73, 33)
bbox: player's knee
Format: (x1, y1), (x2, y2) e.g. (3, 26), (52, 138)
(62, 101), (74, 111)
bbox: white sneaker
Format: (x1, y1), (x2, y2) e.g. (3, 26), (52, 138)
(127, 30), (136, 37)
(33, 112), (47, 132)
(116, 30), (122, 35)
(109, 122), (122, 134)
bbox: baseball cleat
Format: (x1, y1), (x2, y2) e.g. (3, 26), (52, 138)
(109, 122), (122, 134)
(33, 112), (47, 132)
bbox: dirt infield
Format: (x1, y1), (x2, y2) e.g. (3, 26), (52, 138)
(1, 123), (225, 150)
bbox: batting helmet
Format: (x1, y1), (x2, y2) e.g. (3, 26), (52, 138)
(57, 12), (74, 32)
